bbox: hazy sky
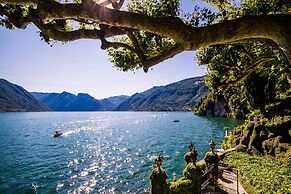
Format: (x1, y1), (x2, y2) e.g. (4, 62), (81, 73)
(0, 1), (207, 99)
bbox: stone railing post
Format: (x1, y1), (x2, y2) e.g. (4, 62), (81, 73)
(149, 156), (168, 194)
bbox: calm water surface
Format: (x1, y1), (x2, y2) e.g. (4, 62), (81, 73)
(0, 112), (242, 193)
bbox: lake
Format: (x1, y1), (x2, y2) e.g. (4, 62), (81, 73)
(0, 112), (242, 193)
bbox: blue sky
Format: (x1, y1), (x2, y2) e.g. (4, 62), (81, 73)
(0, 1), (207, 99)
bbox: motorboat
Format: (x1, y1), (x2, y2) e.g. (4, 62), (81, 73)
(172, 119), (180, 122)
(53, 131), (63, 138)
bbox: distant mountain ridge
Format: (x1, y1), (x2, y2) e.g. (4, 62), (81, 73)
(0, 79), (49, 112)
(31, 92), (102, 111)
(31, 92), (128, 111)
(32, 77), (208, 112)
(1, 76), (208, 112)
(116, 76), (209, 111)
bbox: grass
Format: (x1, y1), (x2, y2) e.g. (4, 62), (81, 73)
(223, 152), (291, 194)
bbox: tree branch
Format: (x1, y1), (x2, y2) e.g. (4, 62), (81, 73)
(31, 18), (124, 42)
(100, 38), (136, 53)
(126, 31), (146, 61)
(142, 44), (185, 71)
(112, 0), (125, 10)
(100, 0), (125, 10)
(36, 0), (189, 44)
(1, 0), (291, 68)
(99, 0), (115, 7)
(263, 39), (291, 71)
(37, 1), (291, 64)
(0, 6), (31, 29)
(191, 14), (291, 52)
(0, 0), (37, 4)
(219, 57), (277, 90)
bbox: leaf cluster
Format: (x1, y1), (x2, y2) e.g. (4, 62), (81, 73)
(107, 0), (180, 71)
(128, 0), (180, 17)
(195, 1), (291, 118)
(224, 152), (291, 194)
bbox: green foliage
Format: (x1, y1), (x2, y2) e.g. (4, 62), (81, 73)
(183, 162), (203, 180)
(0, 19), (14, 29)
(149, 166), (168, 182)
(0, 4), (30, 29)
(149, 166), (168, 194)
(194, 38), (281, 118)
(182, 5), (217, 27)
(128, 0), (180, 17)
(277, 88), (291, 100)
(184, 150), (198, 164)
(194, 0), (291, 118)
(107, 32), (176, 71)
(150, 159), (203, 193)
(232, 113), (290, 157)
(246, 109), (261, 121)
(107, 0), (179, 71)
(237, 0), (291, 17)
(168, 162), (202, 193)
(169, 178), (195, 194)
(0, 79), (50, 112)
(221, 134), (235, 150)
(117, 77), (208, 111)
(194, 92), (215, 115)
(108, 47), (141, 72)
(262, 137), (284, 156)
(203, 152), (219, 165)
(275, 146), (291, 168)
(2, 0), (291, 74)
(108, 0), (291, 71)
(223, 152), (291, 194)
(265, 115), (291, 129)
(234, 125), (243, 134)
(244, 72), (266, 114)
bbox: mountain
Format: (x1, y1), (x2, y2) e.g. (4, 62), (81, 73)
(32, 92), (102, 111)
(105, 95), (129, 107)
(31, 76), (208, 111)
(31, 92), (128, 111)
(30, 92), (51, 101)
(0, 79), (50, 112)
(115, 76), (209, 111)
(99, 95), (129, 110)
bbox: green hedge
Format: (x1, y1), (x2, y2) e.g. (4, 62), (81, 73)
(223, 152), (291, 194)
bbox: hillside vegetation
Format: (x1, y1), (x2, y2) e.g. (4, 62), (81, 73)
(224, 152), (291, 194)
(32, 92), (128, 111)
(116, 76), (209, 111)
(0, 79), (49, 112)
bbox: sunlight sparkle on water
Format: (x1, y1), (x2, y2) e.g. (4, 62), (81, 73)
(0, 112), (243, 193)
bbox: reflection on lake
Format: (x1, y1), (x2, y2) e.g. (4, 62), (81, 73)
(0, 112), (242, 193)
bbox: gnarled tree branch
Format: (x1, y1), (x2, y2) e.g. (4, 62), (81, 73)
(112, 0), (125, 10)
(126, 31), (146, 61)
(143, 44), (185, 71)
(100, 37), (136, 53)
(31, 18), (125, 42)
(100, 0), (124, 10)
(0, 0), (37, 5)
(1, 0), (291, 69)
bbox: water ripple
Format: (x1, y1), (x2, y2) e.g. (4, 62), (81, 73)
(0, 112), (243, 193)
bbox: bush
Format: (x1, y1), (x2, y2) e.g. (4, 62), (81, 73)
(221, 134), (235, 150)
(168, 163), (203, 194)
(223, 152), (291, 194)
(275, 146), (291, 168)
(169, 178), (194, 194)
